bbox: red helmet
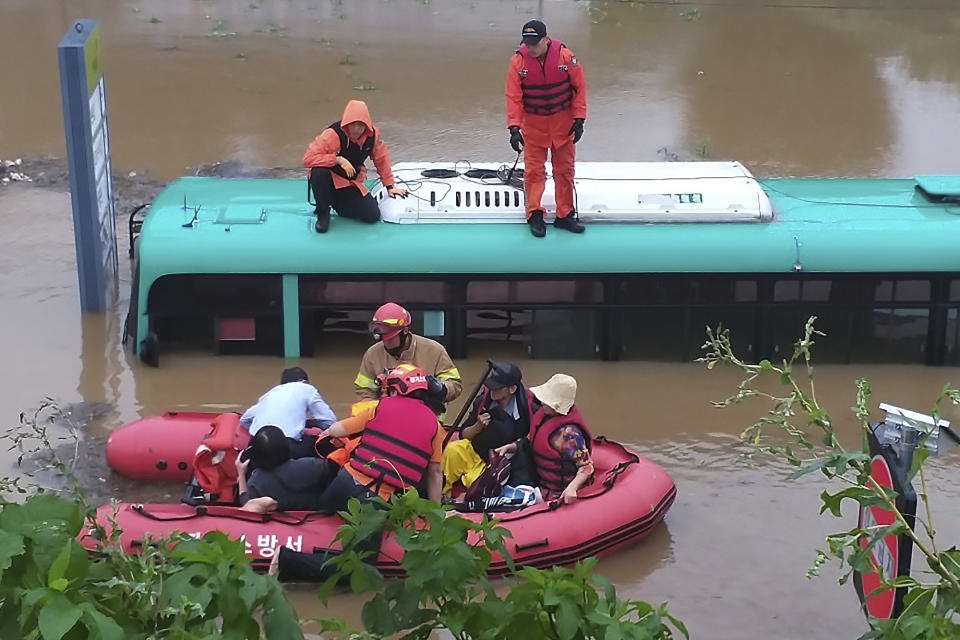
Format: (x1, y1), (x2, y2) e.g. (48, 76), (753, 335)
(378, 364), (429, 397)
(370, 302), (411, 340)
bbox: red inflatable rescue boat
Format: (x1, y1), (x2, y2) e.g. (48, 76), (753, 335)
(106, 405), (367, 482)
(106, 411), (251, 482)
(86, 437), (675, 578)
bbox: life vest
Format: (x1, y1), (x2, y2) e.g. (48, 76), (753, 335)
(529, 405), (592, 493)
(349, 396), (437, 491)
(319, 435), (361, 466)
(517, 39), (573, 116)
(192, 413), (242, 502)
(470, 386), (536, 460)
(327, 120), (375, 178)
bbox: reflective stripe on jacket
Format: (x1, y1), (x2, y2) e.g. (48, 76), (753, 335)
(354, 334), (463, 403)
(529, 404), (592, 494)
(349, 396), (437, 491)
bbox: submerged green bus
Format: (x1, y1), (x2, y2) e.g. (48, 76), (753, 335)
(125, 162), (960, 365)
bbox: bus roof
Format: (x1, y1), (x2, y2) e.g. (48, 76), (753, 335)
(137, 174), (960, 279)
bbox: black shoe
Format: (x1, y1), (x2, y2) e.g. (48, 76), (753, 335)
(314, 209), (330, 234)
(528, 210), (546, 238)
(554, 212), (585, 234)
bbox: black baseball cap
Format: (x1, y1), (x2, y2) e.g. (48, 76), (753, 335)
(484, 361), (523, 390)
(521, 19), (547, 45)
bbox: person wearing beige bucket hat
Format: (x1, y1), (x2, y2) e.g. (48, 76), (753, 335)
(529, 373), (577, 415)
(495, 373), (595, 504)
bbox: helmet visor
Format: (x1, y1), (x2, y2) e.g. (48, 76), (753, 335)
(369, 320), (404, 341)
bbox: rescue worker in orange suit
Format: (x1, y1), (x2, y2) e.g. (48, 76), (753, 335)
(302, 99), (407, 234)
(506, 19), (587, 238)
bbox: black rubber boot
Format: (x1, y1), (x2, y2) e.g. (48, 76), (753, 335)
(554, 212), (585, 234)
(314, 208), (331, 234)
(528, 210), (546, 238)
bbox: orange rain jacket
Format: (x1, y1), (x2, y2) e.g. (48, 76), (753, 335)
(302, 100), (396, 196)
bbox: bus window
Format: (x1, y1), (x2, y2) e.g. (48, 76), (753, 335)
(617, 307), (686, 361)
(686, 306), (756, 361)
(950, 280), (960, 302)
(766, 306), (853, 363)
(620, 276), (754, 306)
(147, 274), (283, 354)
(467, 280), (602, 304)
(465, 309), (532, 361)
(849, 307), (929, 363)
(893, 280), (931, 302)
(946, 308), (960, 365)
(148, 274), (281, 314)
(465, 308), (601, 359)
(529, 310), (601, 359)
(875, 279), (930, 303)
(300, 279), (451, 305)
(773, 279), (831, 303)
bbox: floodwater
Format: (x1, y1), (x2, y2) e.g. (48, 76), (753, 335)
(2, 0), (960, 638)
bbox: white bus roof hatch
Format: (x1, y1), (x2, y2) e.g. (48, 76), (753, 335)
(376, 161), (774, 224)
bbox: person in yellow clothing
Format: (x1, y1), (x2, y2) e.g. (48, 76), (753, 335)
(442, 362), (538, 494)
(354, 302), (462, 413)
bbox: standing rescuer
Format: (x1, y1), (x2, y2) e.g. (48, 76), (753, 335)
(506, 19), (587, 238)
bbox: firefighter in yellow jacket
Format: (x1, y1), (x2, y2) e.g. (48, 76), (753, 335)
(354, 302), (462, 413)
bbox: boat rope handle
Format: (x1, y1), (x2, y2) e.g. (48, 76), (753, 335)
(130, 503), (332, 526)
(493, 451), (640, 523)
(514, 538), (549, 552)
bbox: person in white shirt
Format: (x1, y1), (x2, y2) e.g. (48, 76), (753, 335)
(239, 367), (337, 459)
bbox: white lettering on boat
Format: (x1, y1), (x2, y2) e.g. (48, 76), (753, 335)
(238, 533), (303, 558)
(861, 506), (896, 581)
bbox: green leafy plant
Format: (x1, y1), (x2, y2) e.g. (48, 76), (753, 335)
(310, 490), (686, 639)
(702, 317), (960, 638)
(0, 402), (304, 639)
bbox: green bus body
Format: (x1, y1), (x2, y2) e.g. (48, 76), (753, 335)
(130, 175), (960, 365)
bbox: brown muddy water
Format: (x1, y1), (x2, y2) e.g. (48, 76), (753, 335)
(2, 1), (960, 638)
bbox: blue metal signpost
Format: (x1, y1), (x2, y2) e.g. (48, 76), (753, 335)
(58, 19), (117, 312)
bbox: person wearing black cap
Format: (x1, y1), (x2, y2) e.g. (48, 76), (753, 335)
(441, 362), (540, 494)
(506, 19), (587, 237)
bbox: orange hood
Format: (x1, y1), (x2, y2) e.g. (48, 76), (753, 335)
(341, 100), (373, 139)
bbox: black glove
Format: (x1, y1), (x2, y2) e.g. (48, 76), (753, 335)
(426, 375), (447, 401)
(568, 118), (584, 144)
(509, 127), (524, 153)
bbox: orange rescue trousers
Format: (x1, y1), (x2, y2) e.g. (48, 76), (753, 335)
(522, 111), (576, 218)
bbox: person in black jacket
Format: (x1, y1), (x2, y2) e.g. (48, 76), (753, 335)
(236, 426), (344, 512)
(441, 362), (538, 494)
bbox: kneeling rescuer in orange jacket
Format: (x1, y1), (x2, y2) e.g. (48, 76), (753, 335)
(302, 100), (407, 234)
(505, 19), (587, 238)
